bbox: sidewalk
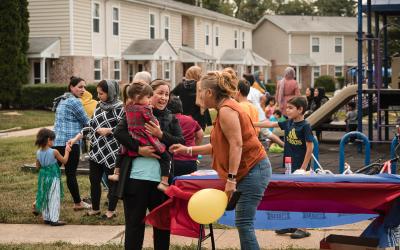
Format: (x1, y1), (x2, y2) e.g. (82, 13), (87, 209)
(0, 221), (370, 249)
(0, 126), (53, 139)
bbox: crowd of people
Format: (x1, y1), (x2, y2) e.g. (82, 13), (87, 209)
(33, 66), (341, 249)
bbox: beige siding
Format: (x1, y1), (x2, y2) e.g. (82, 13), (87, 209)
(74, 0), (91, 56)
(253, 20), (289, 65)
(182, 16), (194, 47)
(120, 2), (148, 52)
(344, 35), (357, 65)
(310, 34), (343, 65)
(291, 34), (309, 55)
(195, 17), (205, 51)
(167, 11), (182, 51)
(28, 0), (70, 55)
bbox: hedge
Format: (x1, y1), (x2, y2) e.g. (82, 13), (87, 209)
(265, 84), (276, 95)
(15, 83), (98, 109)
(314, 75), (336, 92)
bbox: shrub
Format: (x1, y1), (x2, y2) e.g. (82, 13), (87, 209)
(336, 76), (345, 88)
(265, 84), (276, 95)
(315, 75), (335, 92)
(15, 83), (98, 109)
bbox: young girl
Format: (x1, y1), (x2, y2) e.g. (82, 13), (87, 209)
(35, 128), (71, 226)
(265, 96), (276, 119)
(108, 80), (171, 190)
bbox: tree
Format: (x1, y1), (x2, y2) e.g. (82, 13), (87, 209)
(0, 0), (23, 108)
(236, 0), (276, 24)
(314, 0), (356, 17)
(276, 0), (314, 16)
(388, 17), (400, 58)
(18, 0), (30, 89)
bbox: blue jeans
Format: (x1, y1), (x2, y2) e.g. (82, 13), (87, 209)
(235, 158), (272, 250)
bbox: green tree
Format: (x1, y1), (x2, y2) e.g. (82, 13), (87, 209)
(276, 0), (314, 15)
(314, 0), (356, 17)
(0, 0), (22, 108)
(18, 0), (30, 88)
(388, 17), (400, 58)
(236, 0), (276, 24)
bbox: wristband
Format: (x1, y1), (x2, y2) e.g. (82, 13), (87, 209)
(227, 179), (237, 184)
(186, 147), (193, 156)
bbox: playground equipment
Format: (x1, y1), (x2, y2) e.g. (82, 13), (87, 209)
(339, 131), (371, 174)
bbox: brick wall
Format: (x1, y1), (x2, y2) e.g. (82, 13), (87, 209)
(50, 56), (94, 84)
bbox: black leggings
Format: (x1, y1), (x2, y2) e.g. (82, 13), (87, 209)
(54, 144), (81, 204)
(89, 160), (118, 211)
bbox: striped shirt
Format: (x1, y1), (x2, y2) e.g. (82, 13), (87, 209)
(54, 97), (89, 146)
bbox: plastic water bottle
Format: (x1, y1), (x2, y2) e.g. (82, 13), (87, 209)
(285, 157), (292, 175)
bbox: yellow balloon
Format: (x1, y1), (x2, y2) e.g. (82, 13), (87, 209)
(188, 188), (228, 224)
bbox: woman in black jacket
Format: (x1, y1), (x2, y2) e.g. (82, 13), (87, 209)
(171, 66), (211, 130)
(114, 79), (184, 250)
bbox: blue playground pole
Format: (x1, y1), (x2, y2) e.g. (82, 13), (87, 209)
(312, 136), (319, 171)
(390, 136), (398, 173)
(339, 132), (371, 173)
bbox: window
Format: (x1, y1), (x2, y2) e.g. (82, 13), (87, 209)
(164, 61), (170, 80)
(205, 24), (209, 46)
(114, 60), (120, 80)
(149, 13), (155, 39)
(335, 37), (342, 53)
(128, 64), (134, 82)
(163, 16), (170, 41)
(312, 37), (319, 52)
(335, 66), (343, 77)
(94, 59), (101, 81)
(112, 7), (119, 36)
(234, 30), (238, 48)
(215, 26), (219, 47)
(93, 3), (100, 33)
(242, 32), (245, 49)
(313, 66), (320, 78)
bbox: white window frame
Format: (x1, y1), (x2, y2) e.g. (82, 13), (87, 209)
(215, 26), (219, 47)
(164, 61), (170, 80)
(114, 60), (120, 80)
(93, 2), (100, 33)
(234, 30), (238, 48)
(242, 31), (245, 49)
(312, 37), (320, 53)
(94, 59), (102, 81)
(163, 15), (170, 41)
(313, 66), (320, 78)
(205, 24), (210, 46)
(335, 66), (343, 77)
(335, 37), (343, 53)
(149, 13), (156, 39)
(112, 7), (119, 36)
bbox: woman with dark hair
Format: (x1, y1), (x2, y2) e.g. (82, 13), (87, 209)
(171, 66), (211, 130)
(53, 76), (90, 211)
(305, 87), (315, 112)
(309, 87), (329, 113)
(114, 79), (185, 250)
(69, 80), (124, 219)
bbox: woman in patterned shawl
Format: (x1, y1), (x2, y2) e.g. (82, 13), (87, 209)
(69, 79), (124, 219)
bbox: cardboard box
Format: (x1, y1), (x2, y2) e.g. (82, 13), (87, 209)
(320, 234), (388, 250)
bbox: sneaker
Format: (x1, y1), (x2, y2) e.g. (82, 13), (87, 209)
(275, 228), (297, 235)
(290, 229), (311, 239)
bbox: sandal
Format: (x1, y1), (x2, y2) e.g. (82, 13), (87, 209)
(101, 213), (116, 220)
(74, 201), (92, 211)
(86, 210), (101, 216)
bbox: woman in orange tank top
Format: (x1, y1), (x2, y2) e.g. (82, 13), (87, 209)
(171, 70), (272, 250)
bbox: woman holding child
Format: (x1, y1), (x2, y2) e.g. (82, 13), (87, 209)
(69, 80), (124, 219)
(113, 79), (184, 250)
(171, 71), (272, 250)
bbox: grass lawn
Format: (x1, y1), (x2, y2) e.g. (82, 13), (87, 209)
(0, 135), (124, 225)
(0, 110), (54, 131)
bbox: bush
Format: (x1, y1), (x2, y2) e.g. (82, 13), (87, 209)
(336, 76), (345, 88)
(265, 84), (276, 95)
(315, 75), (335, 92)
(15, 83), (98, 109)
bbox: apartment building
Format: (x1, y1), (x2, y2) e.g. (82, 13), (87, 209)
(253, 15), (364, 89)
(28, 0), (269, 86)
